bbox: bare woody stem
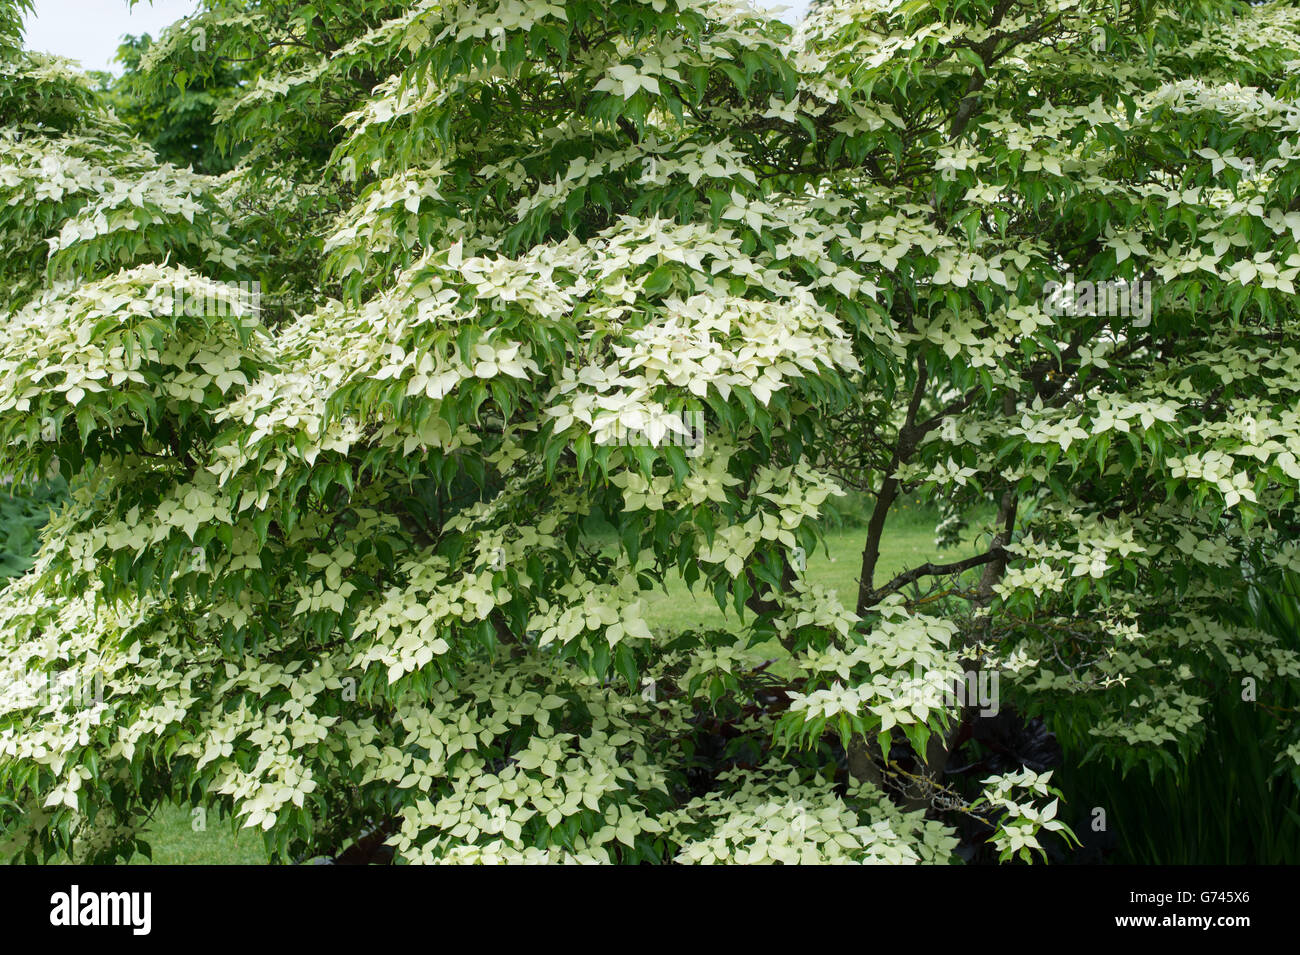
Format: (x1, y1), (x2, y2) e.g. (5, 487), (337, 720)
(856, 353), (928, 616)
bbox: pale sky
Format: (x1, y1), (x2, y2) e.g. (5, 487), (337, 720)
(23, 0), (200, 74)
(21, 0), (811, 75)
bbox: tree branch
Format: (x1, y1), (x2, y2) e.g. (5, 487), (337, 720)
(869, 547), (1004, 606)
(856, 353), (928, 615)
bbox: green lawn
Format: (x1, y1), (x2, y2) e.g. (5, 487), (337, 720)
(103, 503), (990, 864)
(20, 806), (271, 865)
(128, 806), (272, 865)
(642, 508), (972, 634)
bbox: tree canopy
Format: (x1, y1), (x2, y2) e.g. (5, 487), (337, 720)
(2, 0), (1299, 864)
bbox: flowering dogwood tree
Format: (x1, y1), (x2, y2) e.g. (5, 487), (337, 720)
(2, 0), (1299, 863)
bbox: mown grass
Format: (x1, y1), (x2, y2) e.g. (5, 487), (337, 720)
(127, 807), (272, 865)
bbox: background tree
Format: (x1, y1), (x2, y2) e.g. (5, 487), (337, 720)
(103, 32), (247, 175)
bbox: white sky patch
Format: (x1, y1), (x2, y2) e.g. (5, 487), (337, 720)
(22, 0), (200, 74)
(769, 0), (811, 22)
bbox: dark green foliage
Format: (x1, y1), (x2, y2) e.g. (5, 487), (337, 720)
(1052, 568), (1300, 864)
(106, 33), (246, 174)
(0, 477), (66, 581)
